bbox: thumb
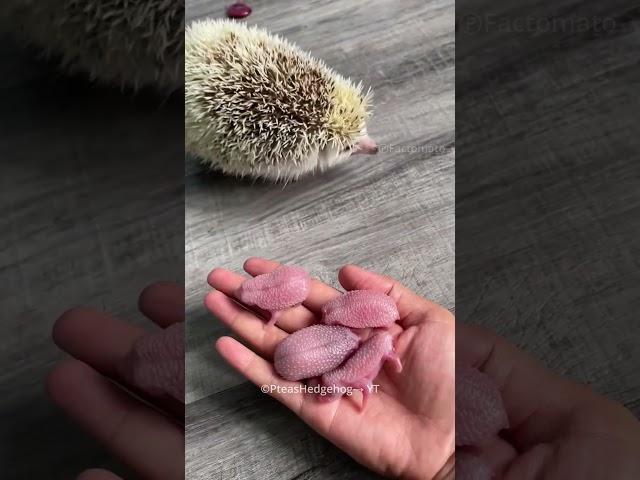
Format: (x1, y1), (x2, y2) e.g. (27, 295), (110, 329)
(457, 322), (584, 450)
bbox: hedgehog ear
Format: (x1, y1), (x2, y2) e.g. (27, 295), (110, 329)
(351, 135), (378, 155)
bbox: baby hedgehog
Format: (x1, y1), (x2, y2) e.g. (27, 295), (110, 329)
(185, 19), (377, 181)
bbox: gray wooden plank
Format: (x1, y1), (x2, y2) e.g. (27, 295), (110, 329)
(187, 383), (384, 480)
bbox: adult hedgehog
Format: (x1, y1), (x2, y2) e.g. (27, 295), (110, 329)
(185, 19), (377, 182)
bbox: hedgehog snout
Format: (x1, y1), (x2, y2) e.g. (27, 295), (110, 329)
(351, 134), (378, 155)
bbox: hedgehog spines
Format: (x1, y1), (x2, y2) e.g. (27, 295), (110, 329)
(185, 19), (371, 181)
(0, 0), (184, 92)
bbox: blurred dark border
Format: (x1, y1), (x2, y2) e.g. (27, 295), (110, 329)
(456, 0), (640, 412)
(0, 15), (184, 479)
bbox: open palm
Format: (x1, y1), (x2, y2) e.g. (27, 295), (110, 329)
(206, 258), (455, 480)
(48, 282), (185, 480)
(456, 323), (640, 479)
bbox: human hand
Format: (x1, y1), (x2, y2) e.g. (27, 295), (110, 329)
(206, 258), (455, 480)
(47, 282), (185, 480)
(456, 323), (640, 479)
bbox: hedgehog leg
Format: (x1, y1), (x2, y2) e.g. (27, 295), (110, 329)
(357, 382), (374, 411)
(266, 310), (282, 327)
(385, 350), (403, 373)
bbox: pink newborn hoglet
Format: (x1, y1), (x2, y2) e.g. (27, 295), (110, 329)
(456, 366), (509, 446)
(119, 322), (185, 402)
(321, 331), (402, 407)
(321, 290), (400, 328)
(274, 325), (360, 381)
(237, 265), (311, 326)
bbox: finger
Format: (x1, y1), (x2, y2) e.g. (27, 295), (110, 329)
(77, 469), (123, 480)
(53, 307), (145, 378)
(502, 444), (554, 480)
(53, 308), (183, 418)
(215, 336), (304, 415)
(47, 360), (184, 480)
(337, 264), (453, 327)
(457, 435), (518, 476)
(243, 257), (342, 313)
(457, 323), (585, 449)
(208, 266), (316, 332)
(138, 282), (185, 327)
(205, 290), (287, 359)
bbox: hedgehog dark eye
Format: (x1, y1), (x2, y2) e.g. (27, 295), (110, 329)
(342, 146), (352, 153)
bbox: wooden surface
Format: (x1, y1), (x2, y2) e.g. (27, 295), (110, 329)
(0, 38), (184, 478)
(456, 0), (640, 415)
(185, 0), (455, 478)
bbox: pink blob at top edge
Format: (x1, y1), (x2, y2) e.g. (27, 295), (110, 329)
(227, 2), (252, 19)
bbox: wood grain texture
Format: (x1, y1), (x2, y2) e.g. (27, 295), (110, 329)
(456, 0), (640, 414)
(185, 0), (454, 478)
(187, 383), (385, 480)
(0, 37), (184, 479)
